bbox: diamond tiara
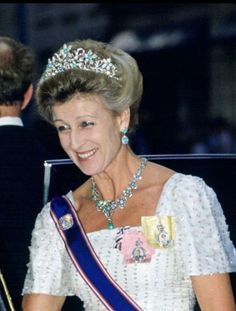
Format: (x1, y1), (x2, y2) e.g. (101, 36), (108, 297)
(41, 44), (119, 81)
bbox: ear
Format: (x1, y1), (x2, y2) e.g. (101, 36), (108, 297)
(21, 84), (33, 110)
(119, 107), (130, 131)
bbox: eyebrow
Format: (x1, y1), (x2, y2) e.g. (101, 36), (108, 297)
(53, 118), (65, 123)
(53, 115), (97, 123)
(75, 115), (97, 120)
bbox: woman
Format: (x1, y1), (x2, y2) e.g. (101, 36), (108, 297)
(22, 39), (236, 311)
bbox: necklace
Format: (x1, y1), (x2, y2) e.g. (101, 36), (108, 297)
(91, 157), (147, 230)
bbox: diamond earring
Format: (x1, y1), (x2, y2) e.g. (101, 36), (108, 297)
(121, 127), (129, 145)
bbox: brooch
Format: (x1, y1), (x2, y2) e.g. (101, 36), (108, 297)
(120, 229), (155, 264)
(141, 215), (174, 249)
(131, 238), (147, 263)
(59, 213), (74, 230)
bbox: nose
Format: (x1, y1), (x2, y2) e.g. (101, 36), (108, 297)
(69, 128), (81, 150)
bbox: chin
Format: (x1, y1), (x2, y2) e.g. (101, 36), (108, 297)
(75, 162), (102, 177)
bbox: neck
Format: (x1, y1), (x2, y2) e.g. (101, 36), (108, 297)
(0, 104), (22, 117)
(91, 156), (147, 230)
(92, 147), (142, 201)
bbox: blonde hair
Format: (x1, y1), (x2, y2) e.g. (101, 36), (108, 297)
(36, 39), (143, 133)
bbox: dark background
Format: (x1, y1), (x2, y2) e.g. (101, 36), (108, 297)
(1, 3), (236, 156)
(0, 4), (236, 310)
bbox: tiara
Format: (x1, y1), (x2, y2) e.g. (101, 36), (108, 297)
(41, 44), (119, 81)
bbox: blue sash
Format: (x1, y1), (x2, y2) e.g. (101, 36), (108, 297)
(50, 195), (142, 311)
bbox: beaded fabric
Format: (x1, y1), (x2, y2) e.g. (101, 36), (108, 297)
(40, 44), (120, 82)
(23, 173), (236, 311)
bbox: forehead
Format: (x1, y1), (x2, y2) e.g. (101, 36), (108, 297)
(53, 93), (111, 119)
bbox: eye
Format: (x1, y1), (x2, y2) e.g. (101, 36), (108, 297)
(80, 121), (95, 128)
(56, 124), (71, 132)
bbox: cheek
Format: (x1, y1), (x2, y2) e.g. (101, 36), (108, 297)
(58, 134), (70, 150)
(111, 127), (121, 143)
(106, 128), (121, 151)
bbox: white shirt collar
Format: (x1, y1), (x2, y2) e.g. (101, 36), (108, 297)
(0, 116), (24, 127)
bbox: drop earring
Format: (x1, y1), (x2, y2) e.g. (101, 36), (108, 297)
(121, 127), (129, 145)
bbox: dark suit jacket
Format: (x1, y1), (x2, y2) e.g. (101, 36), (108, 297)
(0, 125), (52, 310)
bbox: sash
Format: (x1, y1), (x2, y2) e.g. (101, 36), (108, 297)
(50, 195), (142, 311)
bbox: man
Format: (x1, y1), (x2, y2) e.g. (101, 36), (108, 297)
(0, 36), (51, 310)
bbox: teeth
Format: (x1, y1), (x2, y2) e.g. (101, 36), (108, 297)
(78, 149), (96, 159)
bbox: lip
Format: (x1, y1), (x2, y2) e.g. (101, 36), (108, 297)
(76, 148), (97, 161)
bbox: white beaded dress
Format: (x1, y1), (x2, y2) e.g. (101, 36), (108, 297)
(22, 173), (236, 311)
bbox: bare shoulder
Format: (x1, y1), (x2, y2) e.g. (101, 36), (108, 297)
(145, 160), (176, 187)
(71, 178), (91, 212)
(126, 160), (176, 218)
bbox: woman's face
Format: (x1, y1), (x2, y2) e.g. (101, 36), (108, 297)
(52, 95), (124, 176)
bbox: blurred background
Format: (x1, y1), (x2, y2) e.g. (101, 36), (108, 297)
(1, 3), (236, 157)
(1, 4), (236, 310)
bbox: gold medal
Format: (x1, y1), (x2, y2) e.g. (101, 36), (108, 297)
(141, 215), (174, 249)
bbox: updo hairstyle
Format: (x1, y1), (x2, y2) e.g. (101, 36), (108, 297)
(36, 39), (143, 133)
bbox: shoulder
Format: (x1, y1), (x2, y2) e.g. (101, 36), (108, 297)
(163, 172), (230, 246)
(163, 172), (221, 216)
(33, 202), (54, 231)
(30, 201), (65, 251)
(164, 172), (213, 197)
(156, 171), (226, 229)
(144, 160), (176, 189)
(166, 174), (236, 275)
(70, 179), (91, 211)
(0, 126), (25, 145)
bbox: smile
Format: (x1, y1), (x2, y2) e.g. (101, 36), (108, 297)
(77, 148), (97, 159)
